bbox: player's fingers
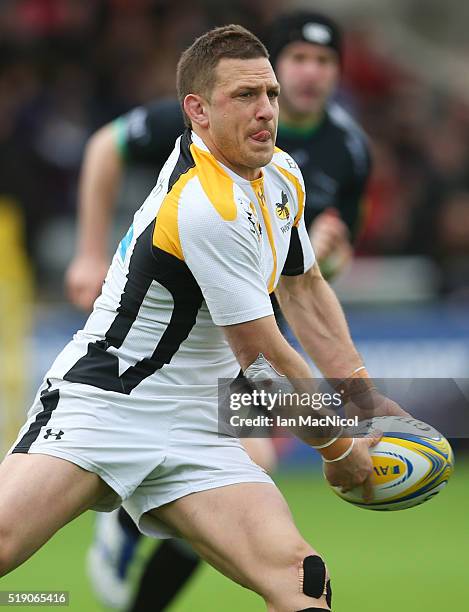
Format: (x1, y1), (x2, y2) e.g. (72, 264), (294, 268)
(66, 282), (80, 305)
(362, 474), (374, 502)
(317, 224), (349, 249)
(365, 429), (383, 448)
(327, 219), (349, 241)
(73, 288), (95, 312)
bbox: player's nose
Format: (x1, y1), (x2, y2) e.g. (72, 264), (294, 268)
(256, 93), (275, 122)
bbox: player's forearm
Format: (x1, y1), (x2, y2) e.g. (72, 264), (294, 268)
(277, 265), (362, 378)
(76, 125), (123, 258)
(242, 349), (348, 450)
(224, 319), (341, 444)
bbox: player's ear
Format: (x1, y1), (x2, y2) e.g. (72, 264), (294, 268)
(184, 94), (209, 128)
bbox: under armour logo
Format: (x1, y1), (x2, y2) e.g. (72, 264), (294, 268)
(44, 429), (65, 440)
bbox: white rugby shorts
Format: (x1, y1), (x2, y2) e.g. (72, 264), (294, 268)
(9, 378), (272, 538)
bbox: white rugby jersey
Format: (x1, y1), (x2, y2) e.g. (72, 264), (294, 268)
(48, 130), (315, 396)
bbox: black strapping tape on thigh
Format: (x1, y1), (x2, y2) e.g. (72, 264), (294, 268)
(295, 608), (330, 611)
(326, 578), (332, 608)
(303, 555), (326, 599)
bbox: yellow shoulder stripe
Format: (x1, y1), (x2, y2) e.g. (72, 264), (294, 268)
(190, 144), (237, 221)
(152, 167), (197, 260)
(273, 164), (305, 227)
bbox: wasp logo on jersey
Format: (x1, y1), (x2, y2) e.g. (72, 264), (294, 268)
(275, 191), (290, 221)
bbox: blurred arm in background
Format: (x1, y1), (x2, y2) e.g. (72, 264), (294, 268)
(65, 124), (121, 310)
(65, 99), (184, 311)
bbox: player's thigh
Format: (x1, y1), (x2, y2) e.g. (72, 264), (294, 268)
(0, 453), (112, 572)
(240, 437), (277, 473)
(150, 482), (320, 596)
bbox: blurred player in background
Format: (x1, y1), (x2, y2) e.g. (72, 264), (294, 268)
(65, 11), (371, 611)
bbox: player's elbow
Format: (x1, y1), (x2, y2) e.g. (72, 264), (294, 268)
(223, 318), (283, 372)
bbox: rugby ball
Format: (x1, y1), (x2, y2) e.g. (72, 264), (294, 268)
(330, 416), (454, 510)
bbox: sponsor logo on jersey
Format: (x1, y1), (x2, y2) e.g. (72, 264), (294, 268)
(44, 429), (65, 440)
(246, 202), (262, 240)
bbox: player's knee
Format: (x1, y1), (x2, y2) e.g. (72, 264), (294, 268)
(0, 528), (16, 577)
(301, 553), (332, 609)
(266, 541), (332, 611)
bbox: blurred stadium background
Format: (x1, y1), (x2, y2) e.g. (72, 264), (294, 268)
(0, 0), (468, 610)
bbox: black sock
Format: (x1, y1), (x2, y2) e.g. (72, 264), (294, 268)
(128, 539), (201, 612)
(118, 507), (142, 541)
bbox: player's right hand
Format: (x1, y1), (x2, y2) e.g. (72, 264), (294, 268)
(322, 432), (382, 502)
(309, 207), (350, 261)
(65, 255), (109, 312)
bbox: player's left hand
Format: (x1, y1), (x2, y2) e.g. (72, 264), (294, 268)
(344, 387), (410, 422)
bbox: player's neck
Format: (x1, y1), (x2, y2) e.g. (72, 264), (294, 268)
(192, 128), (263, 182)
(279, 108), (324, 135)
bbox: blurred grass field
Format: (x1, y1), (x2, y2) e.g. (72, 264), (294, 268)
(1, 456), (468, 612)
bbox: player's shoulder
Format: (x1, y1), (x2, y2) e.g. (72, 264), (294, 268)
(326, 102), (366, 139)
(270, 146), (306, 200)
(141, 98), (183, 121)
(123, 98), (181, 123)
(271, 147), (304, 183)
(174, 132), (239, 224)
(118, 98), (183, 139)
(326, 102), (371, 174)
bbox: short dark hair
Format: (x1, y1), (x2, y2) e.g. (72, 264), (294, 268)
(177, 24), (269, 127)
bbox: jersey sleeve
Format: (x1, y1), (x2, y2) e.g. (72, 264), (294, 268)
(113, 99), (186, 164)
(178, 184), (274, 326)
(282, 214), (315, 276)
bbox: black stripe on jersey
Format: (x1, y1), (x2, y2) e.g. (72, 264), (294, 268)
(168, 128), (195, 193)
(282, 226), (305, 276)
(12, 388), (60, 453)
(63, 230), (203, 394)
(106, 223), (155, 349)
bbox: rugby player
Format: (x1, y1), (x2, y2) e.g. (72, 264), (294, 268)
(67, 11), (370, 312)
(65, 11), (372, 611)
(1, 25), (398, 612)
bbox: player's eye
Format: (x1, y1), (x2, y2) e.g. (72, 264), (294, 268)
(268, 90), (279, 99)
(239, 91), (253, 98)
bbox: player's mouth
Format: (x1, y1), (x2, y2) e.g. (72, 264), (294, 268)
(297, 88), (322, 100)
(249, 130), (272, 143)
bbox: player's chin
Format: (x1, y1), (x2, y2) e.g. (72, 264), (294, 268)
(246, 143), (274, 167)
(291, 95), (323, 115)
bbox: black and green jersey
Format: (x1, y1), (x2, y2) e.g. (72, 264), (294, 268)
(114, 98), (371, 238)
